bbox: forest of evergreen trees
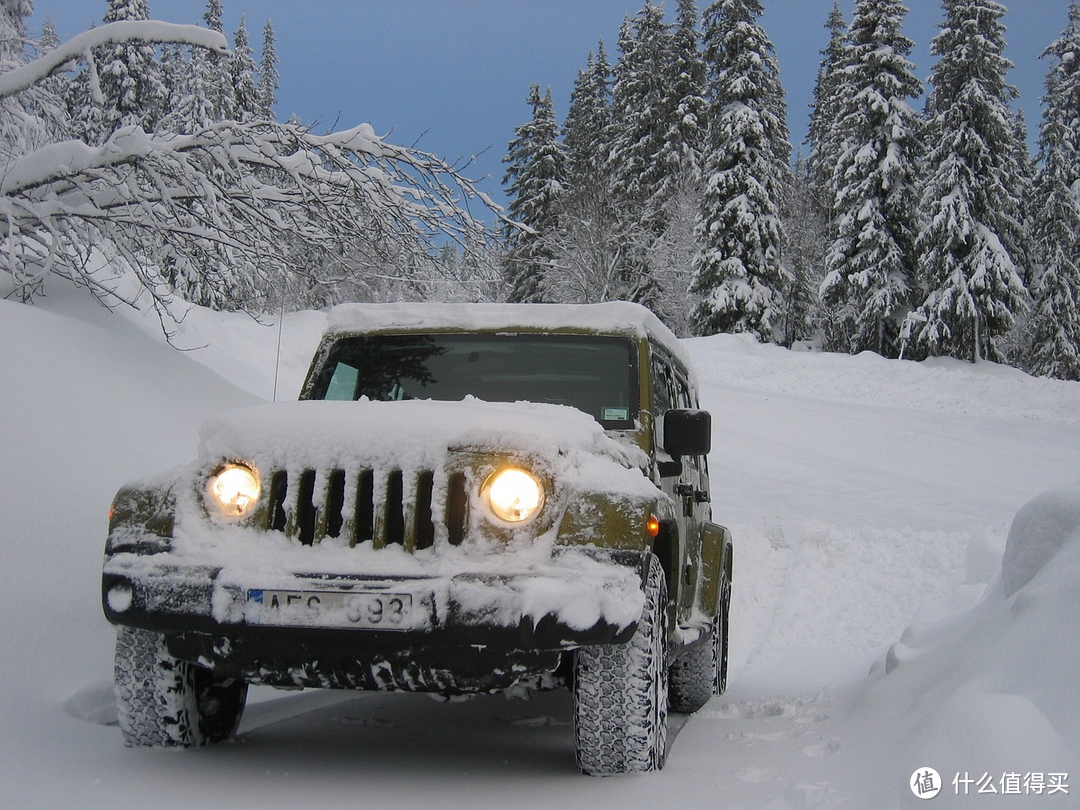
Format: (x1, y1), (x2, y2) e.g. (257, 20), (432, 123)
(2, 0), (1079, 381)
(502, 0), (1080, 381)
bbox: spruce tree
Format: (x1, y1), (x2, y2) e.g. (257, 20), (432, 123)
(1027, 2), (1080, 380)
(502, 84), (565, 302)
(657, 0), (707, 199)
(100, 0), (167, 132)
(201, 0), (233, 122)
(231, 16), (258, 122)
(819, 0), (923, 357)
(806, 1), (848, 204)
(563, 42), (612, 194)
(691, 0), (792, 341)
(548, 42), (624, 306)
(68, 0), (167, 144)
(913, 0), (1028, 363)
(608, 4), (675, 236)
(258, 18), (279, 120)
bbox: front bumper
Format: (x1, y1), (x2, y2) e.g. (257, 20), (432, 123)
(102, 547), (650, 654)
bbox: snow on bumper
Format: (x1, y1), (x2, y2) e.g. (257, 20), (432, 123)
(102, 547), (649, 649)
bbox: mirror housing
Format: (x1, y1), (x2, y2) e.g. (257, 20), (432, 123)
(663, 409), (711, 457)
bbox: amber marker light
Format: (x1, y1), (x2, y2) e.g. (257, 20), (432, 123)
(647, 515), (661, 538)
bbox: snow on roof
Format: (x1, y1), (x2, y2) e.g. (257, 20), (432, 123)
(324, 301), (689, 364)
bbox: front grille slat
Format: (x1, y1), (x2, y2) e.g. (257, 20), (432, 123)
(264, 466), (453, 551)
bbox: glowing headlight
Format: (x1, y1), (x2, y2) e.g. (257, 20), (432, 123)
(481, 468), (545, 524)
(207, 463), (261, 518)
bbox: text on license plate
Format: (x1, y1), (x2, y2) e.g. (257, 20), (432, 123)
(247, 589), (413, 629)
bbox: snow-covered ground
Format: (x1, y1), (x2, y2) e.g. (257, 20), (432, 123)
(2, 284), (1079, 808)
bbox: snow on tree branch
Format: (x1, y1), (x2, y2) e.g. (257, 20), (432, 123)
(2, 118), (496, 314)
(1, 18), (500, 321)
(0, 21), (228, 100)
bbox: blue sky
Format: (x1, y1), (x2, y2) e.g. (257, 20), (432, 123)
(28, 1), (1073, 213)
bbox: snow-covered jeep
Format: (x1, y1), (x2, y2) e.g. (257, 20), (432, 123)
(101, 301), (733, 775)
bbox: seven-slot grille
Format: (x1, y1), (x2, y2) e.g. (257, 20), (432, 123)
(264, 467), (469, 551)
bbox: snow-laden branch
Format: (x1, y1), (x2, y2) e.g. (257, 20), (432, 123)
(0, 21), (228, 101)
(2, 118), (499, 314)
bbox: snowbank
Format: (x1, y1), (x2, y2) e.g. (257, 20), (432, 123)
(850, 483), (1080, 806)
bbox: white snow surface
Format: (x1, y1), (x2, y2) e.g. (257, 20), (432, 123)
(3, 283), (1080, 808)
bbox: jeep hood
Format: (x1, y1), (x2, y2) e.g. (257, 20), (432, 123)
(196, 398), (654, 497)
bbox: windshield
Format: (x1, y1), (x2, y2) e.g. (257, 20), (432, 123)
(309, 333), (638, 429)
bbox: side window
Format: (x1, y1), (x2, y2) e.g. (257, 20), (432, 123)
(674, 371), (692, 410)
(650, 355), (675, 419)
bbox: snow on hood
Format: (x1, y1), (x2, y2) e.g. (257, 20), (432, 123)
(196, 397), (652, 492)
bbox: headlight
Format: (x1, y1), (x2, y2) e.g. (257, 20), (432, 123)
(207, 462), (261, 518)
(481, 468), (545, 524)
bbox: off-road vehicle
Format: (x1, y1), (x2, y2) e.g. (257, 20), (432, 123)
(102, 301), (733, 775)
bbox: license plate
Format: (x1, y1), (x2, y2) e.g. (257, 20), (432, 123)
(246, 589), (414, 630)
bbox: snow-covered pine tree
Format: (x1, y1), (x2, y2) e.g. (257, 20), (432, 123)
(547, 42), (625, 306)
(608, 3), (674, 238)
(501, 84), (565, 302)
(913, 0), (1028, 363)
(257, 18), (279, 120)
(230, 16), (258, 122)
(656, 0), (706, 206)
(2, 0), (66, 159)
(1026, 1), (1080, 380)
(691, 0), (792, 341)
(646, 0), (708, 332)
(201, 0), (233, 122)
(161, 21), (216, 134)
(85, 0), (167, 142)
(806, 1), (848, 206)
(819, 0), (923, 357)
(564, 42), (612, 193)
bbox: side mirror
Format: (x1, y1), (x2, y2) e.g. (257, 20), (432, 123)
(663, 409), (711, 457)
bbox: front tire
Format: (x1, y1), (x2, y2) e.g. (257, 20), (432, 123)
(574, 554), (669, 775)
(114, 626), (247, 747)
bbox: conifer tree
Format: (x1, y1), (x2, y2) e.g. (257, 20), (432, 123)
(806, 1), (848, 203)
(563, 42), (612, 194)
(819, 0), (923, 357)
(502, 84), (565, 302)
(201, 0), (233, 122)
(691, 0), (792, 341)
(68, 0), (167, 144)
(613, 2), (669, 266)
(99, 0), (166, 131)
(548, 42), (625, 306)
(913, 0), (1028, 363)
(257, 18), (279, 120)
(230, 16), (258, 121)
(658, 0), (707, 198)
(1027, 2), (1080, 380)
